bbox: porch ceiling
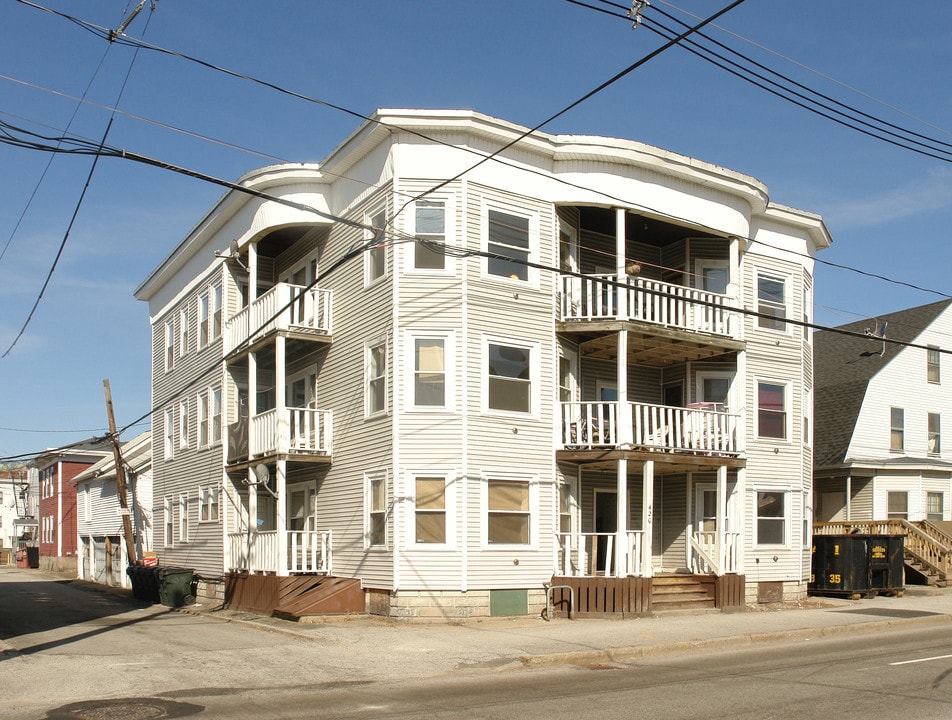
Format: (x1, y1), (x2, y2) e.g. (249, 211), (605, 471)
(558, 320), (744, 367)
(556, 447), (746, 473)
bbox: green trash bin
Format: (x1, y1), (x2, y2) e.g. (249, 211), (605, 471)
(158, 568), (195, 607)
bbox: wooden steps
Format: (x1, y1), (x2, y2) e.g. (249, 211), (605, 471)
(272, 576), (364, 620)
(651, 574), (716, 612)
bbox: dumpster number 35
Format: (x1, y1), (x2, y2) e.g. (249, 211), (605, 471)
(828, 573), (842, 584)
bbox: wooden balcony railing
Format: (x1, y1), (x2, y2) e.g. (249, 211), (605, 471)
(559, 274), (737, 337)
(227, 529), (332, 575)
(248, 407), (332, 458)
(560, 401), (739, 454)
(690, 529), (740, 575)
(225, 282), (332, 352)
(555, 531), (643, 577)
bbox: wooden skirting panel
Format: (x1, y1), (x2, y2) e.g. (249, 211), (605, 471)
(550, 576), (652, 617)
(225, 573), (364, 618)
(714, 573), (746, 609)
(225, 573), (281, 614)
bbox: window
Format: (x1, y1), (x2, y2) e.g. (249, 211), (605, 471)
(890, 407), (904, 451)
(887, 491), (908, 520)
(179, 306), (190, 356)
(83, 486), (91, 523)
(178, 494), (189, 542)
(559, 482), (573, 534)
(757, 272), (787, 331)
(367, 473), (387, 547)
(197, 388), (221, 448)
(487, 208), (530, 281)
(695, 260), (728, 294)
(757, 382), (786, 439)
(413, 200), (446, 270)
(211, 388), (222, 444)
(488, 341), (531, 414)
(366, 339), (387, 416)
(198, 391), (209, 448)
(212, 283), (222, 341)
(487, 477), (531, 545)
(164, 320), (175, 371)
(198, 283), (222, 348)
(199, 486), (220, 523)
(927, 492), (944, 522)
(756, 491), (785, 545)
(410, 335), (450, 409)
(414, 476), (446, 544)
(164, 408), (174, 460)
(366, 207), (387, 284)
(929, 413), (941, 455)
(164, 497), (173, 547)
(179, 399), (189, 449)
(199, 292), (209, 347)
(928, 346), (940, 384)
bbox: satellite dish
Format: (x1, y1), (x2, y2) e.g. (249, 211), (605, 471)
(253, 463), (270, 484)
(229, 239), (241, 257)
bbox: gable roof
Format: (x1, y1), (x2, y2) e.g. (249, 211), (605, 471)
(72, 432), (152, 485)
(813, 299), (952, 469)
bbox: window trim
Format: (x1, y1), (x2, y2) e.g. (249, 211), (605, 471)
(754, 488), (788, 547)
(890, 406), (904, 452)
(927, 491), (945, 522)
(405, 331), (455, 412)
(755, 378), (790, 441)
(179, 305), (190, 357)
(365, 337), (389, 418)
(483, 335), (540, 418)
(755, 270), (789, 334)
(364, 206), (389, 286)
(928, 346), (941, 384)
(886, 490), (908, 520)
(163, 497), (173, 548)
(178, 493), (189, 543)
(694, 259), (729, 295)
(164, 408), (175, 460)
(481, 202), (538, 286)
(199, 486), (220, 523)
(407, 471), (455, 549)
(164, 320), (175, 372)
(929, 412), (941, 456)
(365, 471), (388, 549)
(481, 471), (538, 549)
(407, 196), (454, 274)
(179, 399), (189, 450)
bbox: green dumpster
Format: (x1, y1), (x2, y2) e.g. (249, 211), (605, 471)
(158, 568), (195, 607)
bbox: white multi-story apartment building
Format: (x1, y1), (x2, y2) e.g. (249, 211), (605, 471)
(135, 109), (831, 617)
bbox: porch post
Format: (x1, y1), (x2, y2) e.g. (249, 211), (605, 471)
(735, 467), (747, 573)
(276, 459), (288, 576)
(615, 326), (632, 576)
(276, 336), (287, 454)
(248, 351), (257, 457)
(248, 241), (258, 302)
(247, 469), (258, 571)
(615, 458), (628, 576)
(642, 460), (654, 577)
(615, 208), (627, 317)
(716, 464), (727, 574)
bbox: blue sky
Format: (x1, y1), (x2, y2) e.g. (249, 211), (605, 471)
(1, 0), (951, 458)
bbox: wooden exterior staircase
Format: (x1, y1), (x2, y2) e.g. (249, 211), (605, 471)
(651, 574), (716, 612)
(813, 519), (950, 587)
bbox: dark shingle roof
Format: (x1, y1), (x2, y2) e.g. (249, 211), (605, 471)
(813, 299), (952, 469)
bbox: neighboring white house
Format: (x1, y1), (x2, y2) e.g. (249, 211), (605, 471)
(135, 109), (831, 616)
(73, 432), (153, 588)
(0, 463), (33, 554)
(814, 300), (952, 524)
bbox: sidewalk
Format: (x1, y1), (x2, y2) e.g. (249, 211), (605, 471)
(49, 571), (952, 676)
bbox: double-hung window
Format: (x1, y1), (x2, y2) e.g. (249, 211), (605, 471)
(927, 492), (944, 522)
(211, 388), (222, 444)
(198, 391), (209, 448)
(487, 340), (534, 414)
(486, 475), (533, 546)
(178, 493), (189, 542)
(164, 497), (173, 547)
(199, 486), (220, 522)
(887, 491), (908, 519)
(164, 408), (175, 460)
(409, 333), (453, 410)
(198, 283), (222, 348)
(366, 339), (388, 416)
(413, 475), (448, 544)
(890, 407), (904, 451)
(756, 490), (786, 545)
(757, 381), (787, 439)
(164, 320), (175, 371)
(413, 199), (446, 270)
(929, 412), (941, 455)
(928, 346), (941, 384)
(179, 399), (189, 449)
(486, 208), (531, 281)
(757, 272), (787, 331)
(179, 306), (190, 357)
(366, 473), (388, 547)
(366, 207), (388, 284)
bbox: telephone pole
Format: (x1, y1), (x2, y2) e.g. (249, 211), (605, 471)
(103, 379), (138, 566)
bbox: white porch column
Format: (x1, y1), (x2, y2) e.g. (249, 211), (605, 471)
(276, 459), (288, 576)
(615, 458), (628, 576)
(716, 464), (728, 574)
(642, 460), (654, 577)
(248, 351), (257, 458)
(615, 208), (627, 317)
(248, 241), (258, 302)
(276, 335), (287, 454)
(247, 470), (257, 570)
(735, 467), (747, 573)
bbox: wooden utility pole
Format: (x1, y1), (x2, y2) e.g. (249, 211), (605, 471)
(103, 379), (138, 566)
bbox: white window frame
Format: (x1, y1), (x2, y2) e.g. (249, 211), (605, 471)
(164, 320), (175, 372)
(178, 493), (189, 543)
(164, 497), (173, 547)
(756, 270), (789, 334)
(365, 471), (388, 548)
(179, 399), (189, 450)
(198, 291), (209, 348)
(927, 491), (945, 522)
(695, 371), (733, 410)
(929, 412), (941, 455)
(365, 337), (389, 418)
(483, 335), (540, 418)
(164, 408), (175, 460)
(887, 490), (908, 520)
(211, 387), (222, 445)
(754, 488), (788, 547)
(198, 282), (222, 349)
(482, 202), (538, 286)
(481, 471), (538, 549)
(179, 305), (190, 357)
(755, 377), (791, 441)
(199, 486), (220, 523)
(406, 471), (456, 548)
(928, 346), (941, 384)
(407, 196), (454, 274)
(405, 331), (455, 412)
(365, 206), (388, 286)
(198, 390), (209, 448)
(694, 259), (729, 295)
(890, 406), (904, 452)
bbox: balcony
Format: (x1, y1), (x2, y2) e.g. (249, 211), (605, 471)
(559, 401), (739, 455)
(225, 282), (331, 353)
(227, 529), (332, 575)
(559, 274), (737, 338)
(227, 407), (333, 464)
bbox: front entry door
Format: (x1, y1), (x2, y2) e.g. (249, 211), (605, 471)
(594, 490), (617, 575)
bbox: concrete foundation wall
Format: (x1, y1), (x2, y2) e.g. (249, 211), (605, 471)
(368, 588), (547, 619)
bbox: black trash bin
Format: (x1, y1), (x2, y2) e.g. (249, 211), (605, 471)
(26, 546), (39, 569)
(126, 565), (161, 603)
(868, 534), (904, 596)
(811, 534), (905, 598)
(158, 568), (194, 608)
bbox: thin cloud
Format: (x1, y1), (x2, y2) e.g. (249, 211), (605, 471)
(823, 168), (952, 229)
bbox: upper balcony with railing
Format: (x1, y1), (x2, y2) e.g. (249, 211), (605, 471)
(225, 282), (332, 354)
(558, 274), (738, 339)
